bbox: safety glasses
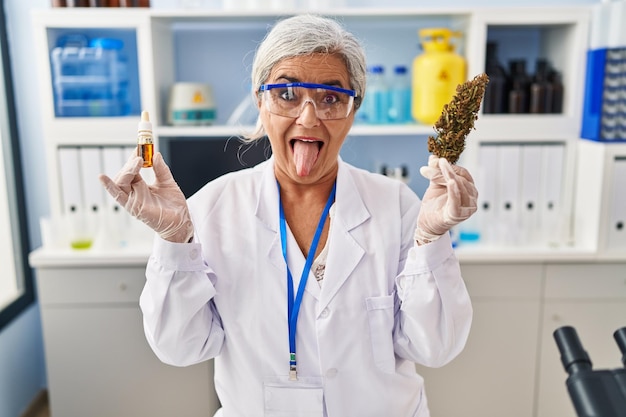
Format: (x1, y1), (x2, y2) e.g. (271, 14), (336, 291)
(259, 82), (357, 120)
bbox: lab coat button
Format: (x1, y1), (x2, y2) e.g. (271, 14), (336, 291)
(325, 368), (338, 378)
(189, 249), (199, 260)
(320, 308), (330, 318)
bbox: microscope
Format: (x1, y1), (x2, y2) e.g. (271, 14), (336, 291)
(554, 326), (626, 417)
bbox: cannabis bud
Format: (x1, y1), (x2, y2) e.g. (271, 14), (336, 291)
(427, 73), (489, 164)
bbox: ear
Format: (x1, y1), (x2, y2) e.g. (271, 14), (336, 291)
(255, 91), (263, 109)
(354, 96), (363, 110)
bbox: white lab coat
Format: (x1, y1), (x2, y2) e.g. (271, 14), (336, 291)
(140, 157), (472, 417)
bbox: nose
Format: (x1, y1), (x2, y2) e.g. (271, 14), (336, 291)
(296, 99), (320, 127)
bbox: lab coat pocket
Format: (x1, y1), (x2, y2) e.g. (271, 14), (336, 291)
(264, 376), (324, 417)
(366, 294), (396, 374)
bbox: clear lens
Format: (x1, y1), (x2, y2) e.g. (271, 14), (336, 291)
(261, 83), (355, 120)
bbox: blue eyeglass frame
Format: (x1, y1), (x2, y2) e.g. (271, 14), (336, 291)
(259, 82), (357, 97)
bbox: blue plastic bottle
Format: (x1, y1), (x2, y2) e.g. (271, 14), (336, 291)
(361, 65), (389, 124)
(388, 65), (412, 124)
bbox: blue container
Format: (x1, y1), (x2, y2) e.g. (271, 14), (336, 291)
(360, 65), (389, 124)
(51, 37), (130, 117)
(388, 65), (412, 124)
(581, 47), (626, 142)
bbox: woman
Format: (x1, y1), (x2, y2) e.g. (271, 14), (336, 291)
(100, 14), (478, 417)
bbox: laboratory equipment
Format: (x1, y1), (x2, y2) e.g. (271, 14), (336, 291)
(412, 28), (466, 125)
(51, 36), (130, 117)
(553, 325), (626, 417)
(167, 82), (216, 126)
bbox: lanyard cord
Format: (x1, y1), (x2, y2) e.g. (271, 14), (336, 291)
(278, 181), (337, 380)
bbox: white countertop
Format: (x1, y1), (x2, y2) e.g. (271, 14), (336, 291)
(29, 245), (152, 268)
(454, 245), (626, 263)
(29, 242), (626, 269)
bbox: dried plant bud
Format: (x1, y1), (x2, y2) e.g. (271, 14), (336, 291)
(428, 73), (489, 164)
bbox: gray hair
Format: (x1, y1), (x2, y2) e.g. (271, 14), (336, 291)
(244, 14), (366, 141)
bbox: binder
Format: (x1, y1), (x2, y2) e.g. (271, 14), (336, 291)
(607, 156), (626, 250)
(79, 147), (104, 215)
(607, 0), (626, 48)
(540, 143), (566, 245)
(101, 146), (125, 179)
(520, 145), (543, 245)
(100, 146), (136, 248)
(496, 144), (522, 245)
(58, 146), (94, 248)
(123, 145), (155, 244)
(57, 147), (82, 214)
(101, 146), (126, 210)
(476, 144), (498, 245)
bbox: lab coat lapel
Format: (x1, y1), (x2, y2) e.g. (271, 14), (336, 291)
(319, 161), (369, 312)
(254, 158), (321, 300)
(255, 158), (284, 274)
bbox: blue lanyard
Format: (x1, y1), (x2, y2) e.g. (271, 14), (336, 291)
(278, 181), (336, 381)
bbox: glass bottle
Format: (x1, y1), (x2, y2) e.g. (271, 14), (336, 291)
(483, 42), (508, 114)
(137, 111), (153, 168)
(361, 65), (389, 124)
(530, 59), (549, 114)
(388, 65), (412, 124)
(508, 59), (530, 113)
(547, 70), (564, 113)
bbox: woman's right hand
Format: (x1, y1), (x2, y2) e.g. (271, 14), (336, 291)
(99, 152), (194, 243)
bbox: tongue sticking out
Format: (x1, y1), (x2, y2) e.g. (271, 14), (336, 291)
(293, 140), (320, 176)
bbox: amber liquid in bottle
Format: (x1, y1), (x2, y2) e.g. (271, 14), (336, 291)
(137, 110), (154, 167)
(138, 143), (153, 168)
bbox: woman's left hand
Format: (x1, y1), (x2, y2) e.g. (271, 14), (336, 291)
(414, 155), (478, 245)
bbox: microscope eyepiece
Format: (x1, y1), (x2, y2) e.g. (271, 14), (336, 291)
(613, 327), (626, 368)
(554, 326), (593, 375)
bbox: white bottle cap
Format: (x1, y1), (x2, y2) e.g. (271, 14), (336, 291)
(138, 110), (152, 131)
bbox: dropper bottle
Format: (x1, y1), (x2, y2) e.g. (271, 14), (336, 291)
(137, 110), (153, 168)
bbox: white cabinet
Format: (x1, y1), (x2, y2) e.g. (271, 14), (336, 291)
(416, 263), (543, 417)
(30, 249), (220, 417)
(537, 263), (626, 417)
(417, 260), (626, 417)
(573, 140), (626, 254)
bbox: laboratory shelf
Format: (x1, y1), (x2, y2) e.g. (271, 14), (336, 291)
(32, 6), (599, 254)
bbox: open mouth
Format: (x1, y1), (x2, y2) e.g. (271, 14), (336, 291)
(290, 138), (323, 150)
(290, 138), (322, 176)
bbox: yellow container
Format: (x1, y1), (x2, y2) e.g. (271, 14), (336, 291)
(412, 28), (466, 125)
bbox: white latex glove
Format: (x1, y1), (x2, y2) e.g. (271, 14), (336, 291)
(414, 155), (478, 245)
(99, 152), (194, 243)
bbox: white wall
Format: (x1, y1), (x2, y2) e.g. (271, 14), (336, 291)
(0, 307), (46, 417)
(0, 0), (604, 415)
